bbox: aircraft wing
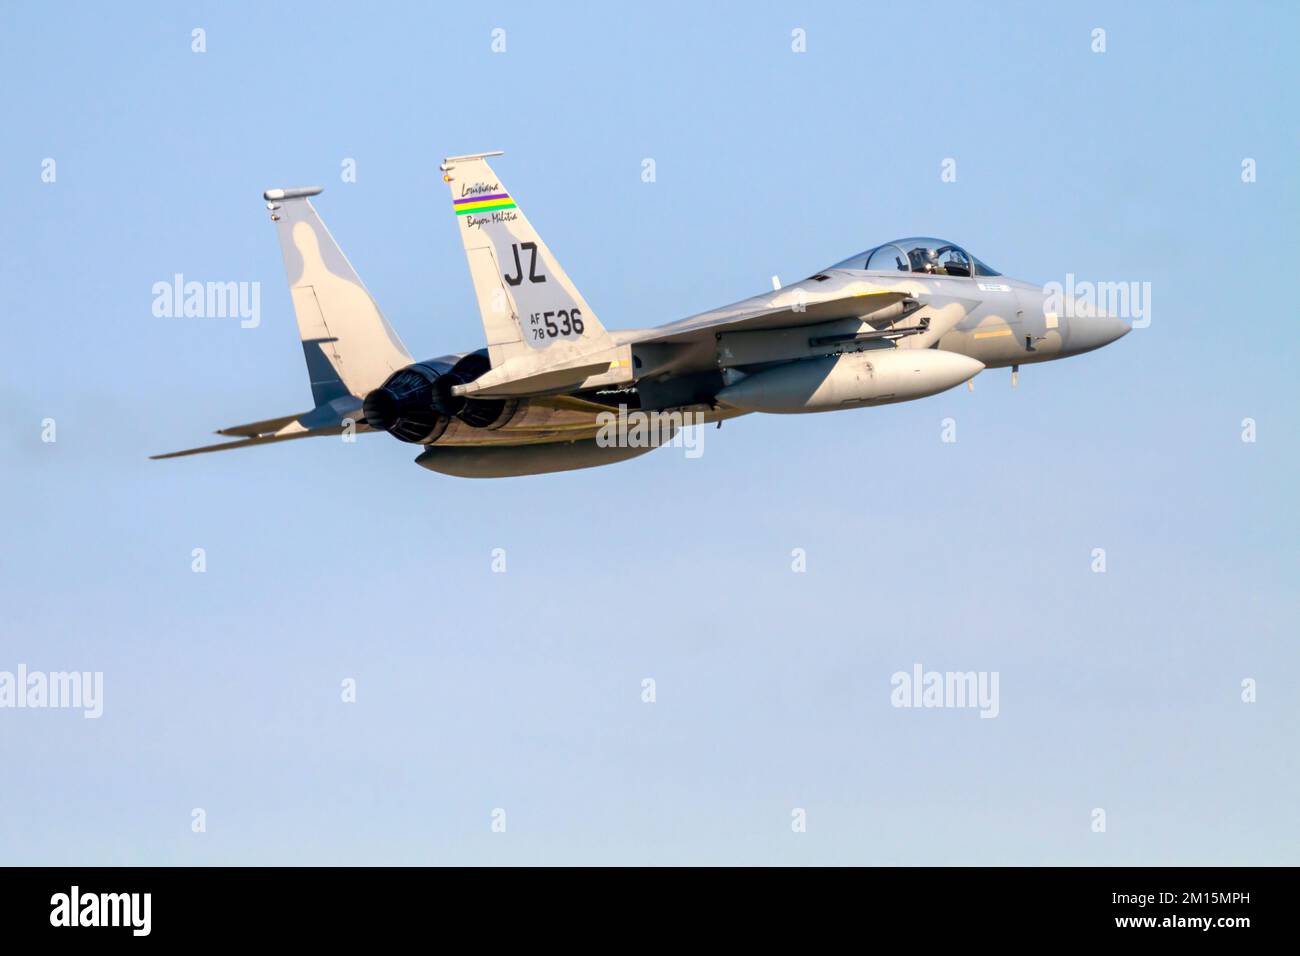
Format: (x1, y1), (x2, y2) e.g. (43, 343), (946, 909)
(623, 271), (983, 377)
(639, 286), (914, 343)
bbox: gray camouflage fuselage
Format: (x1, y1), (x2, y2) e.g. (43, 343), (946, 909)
(155, 159), (1129, 477)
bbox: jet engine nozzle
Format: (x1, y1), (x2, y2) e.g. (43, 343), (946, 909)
(362, 364), (450, 443)
(360, 386), (401, 432)
(363, 353), (519, 443)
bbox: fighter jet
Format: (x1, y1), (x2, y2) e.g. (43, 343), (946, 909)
(154, 151), (1130, 477)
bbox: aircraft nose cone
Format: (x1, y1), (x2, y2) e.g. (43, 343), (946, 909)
(1068, 314), (1130, 354)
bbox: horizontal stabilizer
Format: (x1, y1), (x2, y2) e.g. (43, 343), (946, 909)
(153, 401), (369, 459)
(151, 429), (328, 460)
(215, 413), (306, 437)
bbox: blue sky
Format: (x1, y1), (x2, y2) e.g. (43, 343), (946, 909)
(1, 0), (1296, 864)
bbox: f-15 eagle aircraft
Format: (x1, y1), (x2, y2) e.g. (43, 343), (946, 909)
(154, 151), (1130, 477)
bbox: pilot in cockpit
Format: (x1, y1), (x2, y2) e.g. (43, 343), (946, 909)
(908, 245), (941, 274)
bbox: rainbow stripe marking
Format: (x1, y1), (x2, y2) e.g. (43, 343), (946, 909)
(453, 192), (516, 216)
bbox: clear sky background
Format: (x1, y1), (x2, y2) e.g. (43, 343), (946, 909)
(1, 1), (1296, 865)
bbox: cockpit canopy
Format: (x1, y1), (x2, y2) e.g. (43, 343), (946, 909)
(826, 238), (1000, 277)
